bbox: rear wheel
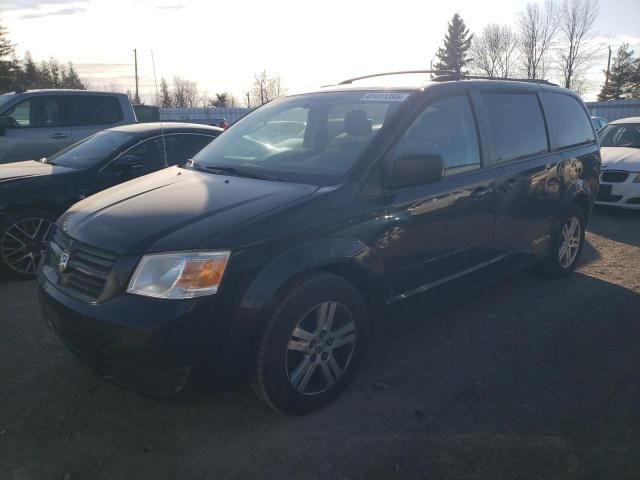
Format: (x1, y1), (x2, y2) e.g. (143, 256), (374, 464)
(540, 205), (585, 277)
(253, 273), (369, 415)
(0, 209), (56, 278)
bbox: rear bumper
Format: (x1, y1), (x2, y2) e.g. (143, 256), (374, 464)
(38, 269), (220, 396)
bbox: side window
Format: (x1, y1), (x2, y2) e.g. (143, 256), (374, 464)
(481, 92), (548, 163)
(70, 96), (123, 126)
(4, 96), (63, 128)
(396, 95), (481, 176)
(162, 134), (215, 165)
(121, 137), (166, 171)
(543, 92), (596, 149)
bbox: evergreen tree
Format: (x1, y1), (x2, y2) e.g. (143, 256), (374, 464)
(211, 92), (229, 108)
(598, 44), (635, 100)
(0, 22), (18, 92)
(434, 13), (473, 74)
(21, 52), (40, 89)
(159, 77), (172, 107)
(62, 62), (86, 89)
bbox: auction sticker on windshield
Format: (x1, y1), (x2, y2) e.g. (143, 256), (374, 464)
(360, 92), (411, 102)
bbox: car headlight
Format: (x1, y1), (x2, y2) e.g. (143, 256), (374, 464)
(127, 251), (230, 299)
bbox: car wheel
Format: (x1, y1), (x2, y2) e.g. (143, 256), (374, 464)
(540, 205), (586, 278)
(0, 209), (56, 279)
(253, 272), (369, 415)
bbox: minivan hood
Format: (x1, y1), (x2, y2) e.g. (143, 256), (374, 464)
(0, 160), (75, 182)
(601, 147), (640, 172)
(59, 166), (319, 254)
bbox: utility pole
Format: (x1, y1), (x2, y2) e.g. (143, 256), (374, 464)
(604, 45), (612, 94)
(133, 48), (140, 105)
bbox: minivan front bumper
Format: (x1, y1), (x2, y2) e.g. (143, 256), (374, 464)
(37, 269), (220, 396)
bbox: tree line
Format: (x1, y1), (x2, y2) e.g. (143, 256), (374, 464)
(0, 24), (86, 92)
(155, 70), (286, 109)
(434, 0), (638, 99)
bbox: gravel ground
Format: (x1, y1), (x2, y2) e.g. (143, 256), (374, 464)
(1, 206), (639, 480)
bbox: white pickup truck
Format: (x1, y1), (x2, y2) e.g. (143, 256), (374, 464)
(0, 89), (136, 164)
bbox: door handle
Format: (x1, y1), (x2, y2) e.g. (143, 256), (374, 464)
(49, 133), (69, 139)
(472, 187), (493, 200)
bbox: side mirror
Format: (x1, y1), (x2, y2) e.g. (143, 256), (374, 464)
(390, 153), (444, 188)
(111, 154), (143, 171)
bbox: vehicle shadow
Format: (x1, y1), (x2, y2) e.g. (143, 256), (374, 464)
(589, 206), (640, 247)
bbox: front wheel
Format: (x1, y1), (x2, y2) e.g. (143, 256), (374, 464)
(253, 273), (369, 415)
(0, 209), (56, 278)
(540, 205), (586, 277)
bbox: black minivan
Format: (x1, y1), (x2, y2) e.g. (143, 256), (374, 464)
(37, 73), (600, 414)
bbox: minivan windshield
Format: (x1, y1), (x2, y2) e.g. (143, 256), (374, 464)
(189, 91), (412, 184)
(46, 130), (138, 169)
(599, 123), (640, 148)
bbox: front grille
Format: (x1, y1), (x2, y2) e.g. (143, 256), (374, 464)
(49, 229), (118, 301)
(602, 171), (629, 183)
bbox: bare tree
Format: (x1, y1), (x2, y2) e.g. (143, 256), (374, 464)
(249, 70), (286, 106)
(471, 24), (518, 78)
(557, 0), (599, 90)
(172, 76), (201, 108)
(517, 0), (558, 79)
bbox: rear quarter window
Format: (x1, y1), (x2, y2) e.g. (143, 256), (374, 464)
(70, 95), (124, 126)
(542, 92), (595, 149)
(480, 92), (548, 164)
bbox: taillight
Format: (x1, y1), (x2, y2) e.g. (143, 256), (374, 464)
(221, 121), (228, 129)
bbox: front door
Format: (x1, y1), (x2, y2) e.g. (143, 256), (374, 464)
(0, 95), (72, 163)
(386, 93), (498, 297)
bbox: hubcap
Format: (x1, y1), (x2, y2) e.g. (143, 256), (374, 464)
(558, 216), (581, 269)
(285, 301), (357, 395)
(0, 217), (54, 275)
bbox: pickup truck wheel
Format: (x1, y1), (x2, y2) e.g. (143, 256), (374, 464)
(0, 210), (56, 279)
(253, 273), (369, 415)
(540, 205), (585, 278)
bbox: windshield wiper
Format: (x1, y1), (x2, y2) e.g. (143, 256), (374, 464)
(201, 165), (285, 182)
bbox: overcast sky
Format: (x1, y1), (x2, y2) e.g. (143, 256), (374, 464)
(1, 0), (639, 103)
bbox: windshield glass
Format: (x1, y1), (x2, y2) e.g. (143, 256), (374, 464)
(47, 130), (138, 169)
(189, 91), (412, 184)
(599, 123), (640, 148)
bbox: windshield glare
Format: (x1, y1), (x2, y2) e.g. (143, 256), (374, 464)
(599, 123), (640, 148)
(190, 91), (411, 184)
(47, 130), (137, 169)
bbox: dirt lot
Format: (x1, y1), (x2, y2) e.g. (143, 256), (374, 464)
(1, 207), (640, 480)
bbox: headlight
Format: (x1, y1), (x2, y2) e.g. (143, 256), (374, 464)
(127, 251), (230, 299)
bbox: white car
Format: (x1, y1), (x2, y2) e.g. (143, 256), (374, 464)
(596, 117), (640, 210)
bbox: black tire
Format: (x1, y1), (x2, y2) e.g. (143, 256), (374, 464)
(0, 209), (57, 279)
(539, 204), (586, 278)
(253, 272), (369, 415)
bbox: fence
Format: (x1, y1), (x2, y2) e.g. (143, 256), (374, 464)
(159, 107), (254, 125)
(586, 99), (640, 122)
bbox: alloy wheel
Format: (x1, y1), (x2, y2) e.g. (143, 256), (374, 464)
(0, 217), (54, 275)
(285, 301), (357, 396)
(558, 216), (581, 269)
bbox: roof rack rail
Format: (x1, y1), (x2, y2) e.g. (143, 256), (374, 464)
(338, 70), (455, 85)
(432, 73), (558, 86)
